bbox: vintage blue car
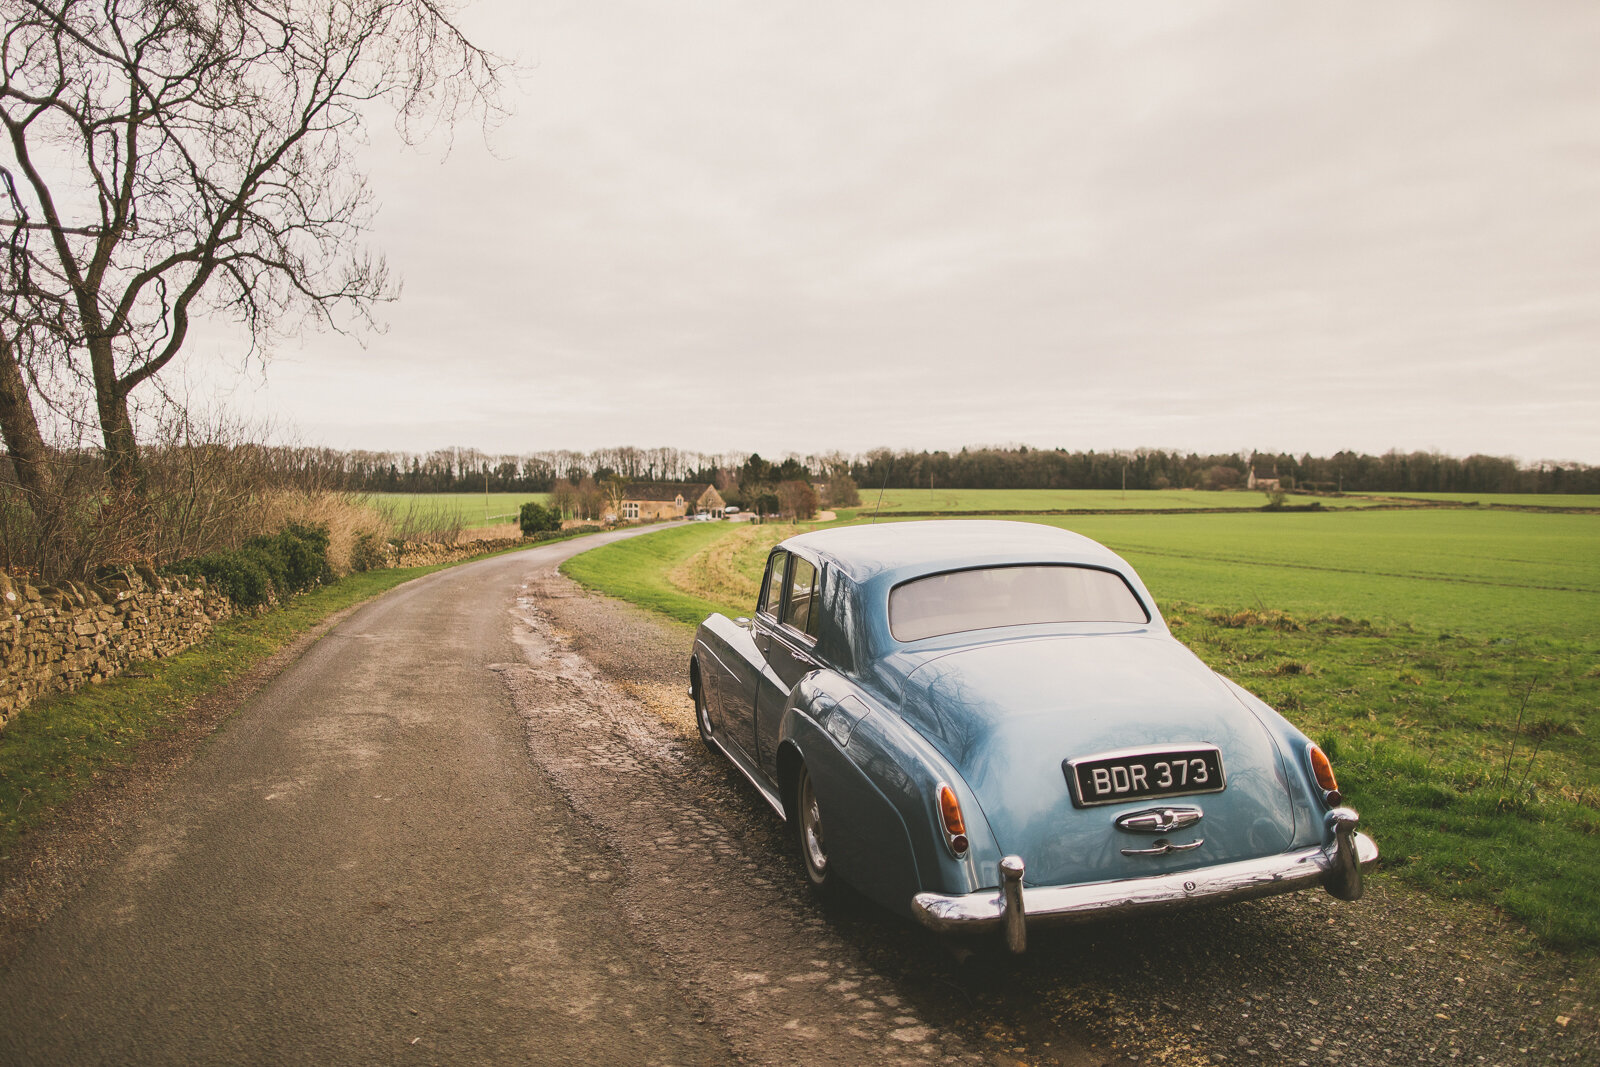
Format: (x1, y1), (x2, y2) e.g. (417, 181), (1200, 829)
(688, 520), (1377, 951)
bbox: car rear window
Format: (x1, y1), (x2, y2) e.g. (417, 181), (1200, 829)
(783, 556), (821, 638)
(888, 565), (1149, 642)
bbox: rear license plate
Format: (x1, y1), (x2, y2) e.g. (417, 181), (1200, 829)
(1064, 744), (1226, 807)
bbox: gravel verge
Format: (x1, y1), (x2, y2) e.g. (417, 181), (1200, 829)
(533, 567), (1599, 1067)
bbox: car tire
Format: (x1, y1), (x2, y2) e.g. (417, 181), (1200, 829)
(694, 680), (715, 751)
(795, 762), (836, 893)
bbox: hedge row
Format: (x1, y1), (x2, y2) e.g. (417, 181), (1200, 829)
(519, 501), (561, 535)
(167, 523), (332, 608)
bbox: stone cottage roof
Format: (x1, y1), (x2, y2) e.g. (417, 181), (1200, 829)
(621, 482), (713, 503)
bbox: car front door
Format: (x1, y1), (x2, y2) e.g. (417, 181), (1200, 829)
(754, 553), (823, 776)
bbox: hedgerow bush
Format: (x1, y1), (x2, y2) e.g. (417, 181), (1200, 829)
(183, 551), (274, 608)
(519, 501), (560, 535)
(350, 531), (388, 572)
(169, 522), (332, 608)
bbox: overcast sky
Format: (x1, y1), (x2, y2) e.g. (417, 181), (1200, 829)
(185, 0), (1600, 464)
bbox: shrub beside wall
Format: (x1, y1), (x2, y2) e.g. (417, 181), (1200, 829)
(167, 522), (333, 608)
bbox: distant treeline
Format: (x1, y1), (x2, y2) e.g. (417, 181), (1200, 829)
(845, 448), (1600, 495)
(239, 445), (1598, 496)
(253, 446), (736, 493)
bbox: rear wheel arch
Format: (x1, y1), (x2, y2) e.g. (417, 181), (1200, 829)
(690, 656), (716, 750)
(776, 741), (804, 823)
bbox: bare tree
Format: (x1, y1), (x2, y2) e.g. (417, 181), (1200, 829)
(600, 473), (627, 520)
(775, 479), (817, 521)
(0, 0), (503, 490)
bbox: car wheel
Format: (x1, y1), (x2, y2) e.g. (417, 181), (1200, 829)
(694, 681), (715, 751)
(796, 762), (835, 892)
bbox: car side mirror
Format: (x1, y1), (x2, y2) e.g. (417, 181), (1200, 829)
(736, 617), (753, 631)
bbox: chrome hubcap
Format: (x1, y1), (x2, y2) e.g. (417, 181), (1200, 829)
(800, 772), (826, 874)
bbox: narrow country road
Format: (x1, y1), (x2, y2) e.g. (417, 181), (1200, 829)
(0, 527), (732, 1066)
(0, 528), (1594, 1066)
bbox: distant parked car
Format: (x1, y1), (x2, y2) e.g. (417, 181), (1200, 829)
(688, 521), (1375, 952)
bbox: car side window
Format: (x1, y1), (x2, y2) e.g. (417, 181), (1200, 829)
(783, 556), (820, 639)
(759, 551), (788, 618)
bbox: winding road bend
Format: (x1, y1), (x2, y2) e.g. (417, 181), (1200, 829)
(1, 528), (1593, 1066)
(0, 528), (740, 1065)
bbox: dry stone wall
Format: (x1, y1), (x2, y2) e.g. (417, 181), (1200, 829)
(379, 536), (528, 568)
(1, 567), (234, 729)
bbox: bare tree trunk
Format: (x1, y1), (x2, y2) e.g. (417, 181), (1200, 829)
(0, 327), (58, 499)
(0, 324), (75, 570)
(94, 379), (142, 490)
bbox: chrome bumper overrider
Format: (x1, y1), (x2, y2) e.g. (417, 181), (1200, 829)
(912, 807), (1378, 953)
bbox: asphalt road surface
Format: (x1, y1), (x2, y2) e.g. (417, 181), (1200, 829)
(0, 528), (733, 1065)
(0, 529), (1594, 1065)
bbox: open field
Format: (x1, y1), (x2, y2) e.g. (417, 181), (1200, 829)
(368, 491), (551, 529)
(1044, 509), (1600, 639)
(1356, 492), (1600, 509)
(839, 487), (1384, 514)
(562, 510), (1600, 951)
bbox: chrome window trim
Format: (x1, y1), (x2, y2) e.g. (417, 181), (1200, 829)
(757, 550), (789, 620)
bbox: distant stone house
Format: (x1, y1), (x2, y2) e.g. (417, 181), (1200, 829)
(617, 482), (725, 521)
(1247, 466), (1282, 491)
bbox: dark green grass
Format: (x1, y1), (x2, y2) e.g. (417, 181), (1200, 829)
(0, 563), (456, 857)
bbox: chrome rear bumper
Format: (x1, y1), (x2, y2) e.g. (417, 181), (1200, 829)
(911, 807), (1378, 953)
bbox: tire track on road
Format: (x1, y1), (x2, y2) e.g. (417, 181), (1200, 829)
(501, 587), (1022, 1067)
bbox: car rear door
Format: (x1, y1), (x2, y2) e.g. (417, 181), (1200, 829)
(754, 553), (823, 775)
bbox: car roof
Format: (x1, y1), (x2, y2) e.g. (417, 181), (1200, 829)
(778, 520), (1134, 586)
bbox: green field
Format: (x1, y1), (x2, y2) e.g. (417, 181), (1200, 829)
(1041, 509), (1600, 639)
(1356, 492), (1600, 509)
(839, 488), (1383, 514)
(368, 491), (551, 529)
(563, 510), (1600, 952)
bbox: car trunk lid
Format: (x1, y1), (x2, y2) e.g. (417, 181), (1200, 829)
(900, 633), (1297, 886)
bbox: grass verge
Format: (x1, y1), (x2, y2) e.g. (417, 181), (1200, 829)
(560, 522), (766, 625)
(0, 562), (459, 857)
(1165, 605), (1599, 952)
